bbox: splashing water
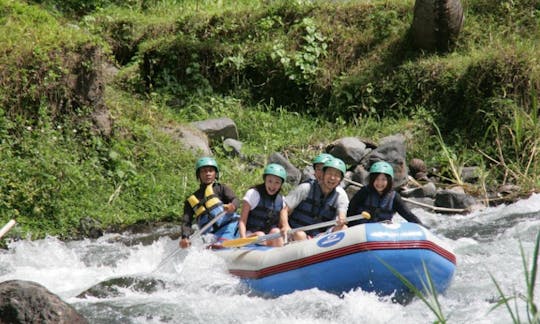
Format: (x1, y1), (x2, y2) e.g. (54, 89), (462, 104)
(1, 194), (540, 323)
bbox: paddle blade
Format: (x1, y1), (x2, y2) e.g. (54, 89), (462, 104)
(221, 236), (259, 248)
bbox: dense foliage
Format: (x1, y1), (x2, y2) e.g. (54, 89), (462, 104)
(0, 0), (539, 240)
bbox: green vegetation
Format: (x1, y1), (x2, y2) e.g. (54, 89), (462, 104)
(0, 0), (539, 240)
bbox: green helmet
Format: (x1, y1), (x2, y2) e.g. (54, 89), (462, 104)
(263, 163), (287, 182)
(195, 157), (219, 178)
(323, 157), (346, 177)
(369, 161), (394, 179)
(312, 153), (333, 166)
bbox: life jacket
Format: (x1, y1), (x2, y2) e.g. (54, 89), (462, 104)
(246, 185), (283, 233)
(364, 189), (396, 222)
(187, 183), (230, 234)
(289, 182), (338, 236)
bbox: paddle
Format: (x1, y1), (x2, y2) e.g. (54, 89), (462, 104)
(0, 219), (16, 240)
(222, 211), (371, 248)
(152, 209), (228, 272)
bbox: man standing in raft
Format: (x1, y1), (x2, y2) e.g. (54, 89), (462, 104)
(179, 157), (240, 248)
(282, 157), (349, 241)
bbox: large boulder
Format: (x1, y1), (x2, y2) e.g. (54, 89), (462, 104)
(0, 280), (88, 324)
(364, 136), (409, 188)
(160, 124), (211, 156)
(191, 117), (239, 141)
(326, 137), (371, 165)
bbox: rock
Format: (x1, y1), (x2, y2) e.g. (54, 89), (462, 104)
(461, 166), (479, 183)
(77, 276), (166, 299)
(365, 137), (409, 188)
(0, 280), (88, 324)
(401, 182), (437, 198)
(78, 216), (103, 239)
(191, 117), (238, 141)
(160, 124), (211, 156)
(409, 158), (429, 181)
(223, 138), (243, 157)
(326, 137), (370, 165)
(268, 152), (302, 186)
(435, 187), (478, 209)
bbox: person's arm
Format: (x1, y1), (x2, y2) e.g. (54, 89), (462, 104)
(394, 194), (423, 225)
(238, 200), (251, 238)
(279, 204), (291, 233)
(220, 184), (240, 213)
(179, 201), (194, 248)
(347, 187), (368, 216)
(335, 188), (349, 227)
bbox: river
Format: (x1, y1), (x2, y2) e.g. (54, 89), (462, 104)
(1, 194), (539, 323)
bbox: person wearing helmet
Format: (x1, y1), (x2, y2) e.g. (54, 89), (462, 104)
(282, 157), (349, 241)
(311, 153), (334, 182)
(347, 161), (423, 226)
(179, 157), (240, 249)
(238, 163), (288, 247)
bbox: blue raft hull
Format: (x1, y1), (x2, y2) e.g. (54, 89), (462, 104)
(214, 222), (456, 298)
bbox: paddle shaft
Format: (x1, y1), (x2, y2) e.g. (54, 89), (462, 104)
(153, 210), (228, 272)
(223, 212), (370, 248)
(0, 219), (16, 240)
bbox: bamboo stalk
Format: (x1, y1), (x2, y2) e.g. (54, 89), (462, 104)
(0, 219), (16, 239)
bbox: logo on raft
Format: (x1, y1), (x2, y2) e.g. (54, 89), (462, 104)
(316, 231), (345, 248)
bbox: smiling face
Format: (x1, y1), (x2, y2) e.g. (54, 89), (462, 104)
(264, 174), (283, 195)
(373, 173), (389, 194)
(198, 166), (217, 185)
(321, 167), (343, 191)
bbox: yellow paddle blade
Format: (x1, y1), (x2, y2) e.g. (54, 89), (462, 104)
(221, 236), (260, 248)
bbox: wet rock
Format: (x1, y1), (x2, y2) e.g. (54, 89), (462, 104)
(79, 216), (103, 239)
(435, 187), (478, 209)
(0, 280), (88, 324)
(77, 276), (166, 299)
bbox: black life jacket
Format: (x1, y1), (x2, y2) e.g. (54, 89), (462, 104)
(246, 184), (283, 233)
(364, 188), (396, 222)
(289, 182), (338, 236)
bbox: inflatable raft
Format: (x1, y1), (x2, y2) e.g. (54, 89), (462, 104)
(213, 222), (456, 298)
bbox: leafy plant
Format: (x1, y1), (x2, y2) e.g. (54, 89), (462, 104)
(432, 122), (465, 186)
(384, 261), (448, 322)
(478, 91), (540, 190)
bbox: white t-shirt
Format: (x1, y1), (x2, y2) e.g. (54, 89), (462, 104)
(243, 188), (286, 210)
(284, 182), (349, 213)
